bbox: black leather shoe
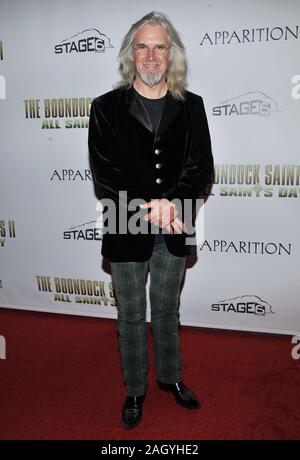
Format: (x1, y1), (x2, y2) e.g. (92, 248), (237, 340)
(122, 394), (145, 429)
(157, 381), (201, 409)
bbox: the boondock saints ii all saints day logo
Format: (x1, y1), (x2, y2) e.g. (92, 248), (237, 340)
(213, 163), (300, 198)
(0, 220), (16, 248)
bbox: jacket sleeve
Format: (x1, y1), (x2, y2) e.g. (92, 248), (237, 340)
(164, 96), (214, 202)
(88, 99), (143, 210)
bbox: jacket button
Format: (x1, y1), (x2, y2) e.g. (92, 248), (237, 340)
(155, 163), (162, 169)
(156, 178), (163, 184)
(154, 148), (161, 155)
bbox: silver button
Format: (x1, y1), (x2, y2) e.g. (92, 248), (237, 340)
(155, 163), (162, 169)
(154, 148), (161, 155)
(156, 178), (163, 184)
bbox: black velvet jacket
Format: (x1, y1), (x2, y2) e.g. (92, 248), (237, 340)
(88, 85), (214, 262)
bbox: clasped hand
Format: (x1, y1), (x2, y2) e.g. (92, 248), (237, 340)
(139, 198), (186, 234)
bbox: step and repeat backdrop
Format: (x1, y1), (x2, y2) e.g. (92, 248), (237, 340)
(0, 0), (299, 335)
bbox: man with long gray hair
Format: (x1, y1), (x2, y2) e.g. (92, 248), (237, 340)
(89, 11), (214, 429)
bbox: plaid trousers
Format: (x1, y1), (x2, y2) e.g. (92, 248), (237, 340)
(110, 240), (186, 396)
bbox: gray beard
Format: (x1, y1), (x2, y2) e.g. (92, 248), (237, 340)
(140, 69), (163, 87)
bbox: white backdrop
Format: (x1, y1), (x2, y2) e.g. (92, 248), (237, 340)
(1, 0), (299, 335)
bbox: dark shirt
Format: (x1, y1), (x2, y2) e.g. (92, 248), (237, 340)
(136, 90), (166, 244)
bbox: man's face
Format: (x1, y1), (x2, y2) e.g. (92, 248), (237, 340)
(132, 24), (170, 88)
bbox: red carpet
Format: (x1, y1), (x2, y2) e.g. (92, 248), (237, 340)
(0, 307), (299, 440)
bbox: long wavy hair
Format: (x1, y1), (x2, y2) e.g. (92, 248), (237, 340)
(113, 11), (188, 100)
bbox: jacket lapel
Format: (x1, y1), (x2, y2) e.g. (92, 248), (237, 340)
(124, 86), (182, 139)
(128, 88), (153, 133)
(156, 91), (182, 139)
